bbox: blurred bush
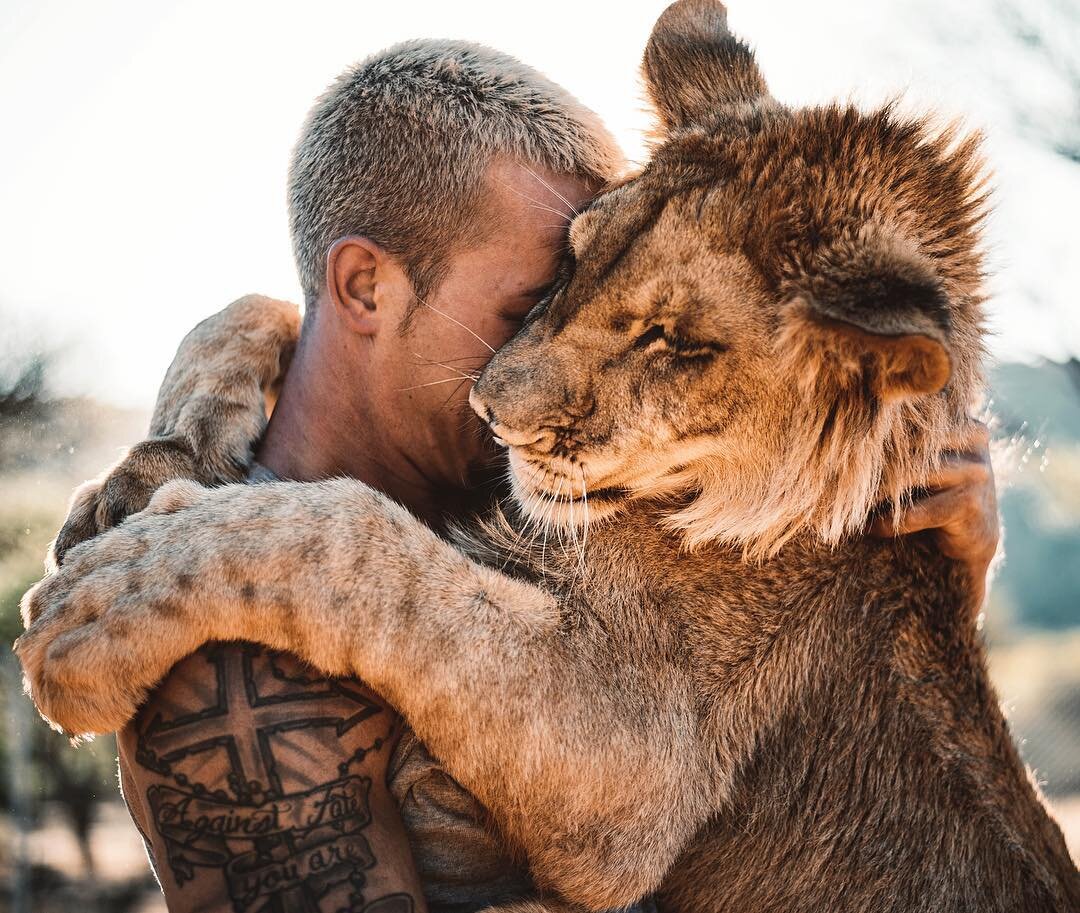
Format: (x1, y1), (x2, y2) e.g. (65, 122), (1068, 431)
(981, 359), (1080, 812)
(0, 355), (158, 912)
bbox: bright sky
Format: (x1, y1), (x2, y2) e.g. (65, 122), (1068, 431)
(2, 0), (1077, 406)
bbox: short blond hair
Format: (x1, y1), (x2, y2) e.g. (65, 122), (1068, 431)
(288, 40), (626, 308)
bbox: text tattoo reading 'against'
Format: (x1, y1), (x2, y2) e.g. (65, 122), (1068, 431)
(129, 644), (414, 913)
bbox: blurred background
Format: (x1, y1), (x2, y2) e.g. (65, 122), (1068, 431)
(1, 0), (1078, 910)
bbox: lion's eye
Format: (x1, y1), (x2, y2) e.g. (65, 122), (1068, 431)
(632, 324), (726, 362)
(633, 325), (668, 349)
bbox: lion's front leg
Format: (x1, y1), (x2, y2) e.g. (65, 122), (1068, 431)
(19, 482), (276, 733)
(18, 475), (559, 744)
(17, 478), (401, 733)
(18, 477), (700, 910)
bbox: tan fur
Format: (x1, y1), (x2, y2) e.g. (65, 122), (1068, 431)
(18, 3), (1079, 912)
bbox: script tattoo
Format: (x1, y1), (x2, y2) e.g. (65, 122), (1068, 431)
(132, 642), (412, 913)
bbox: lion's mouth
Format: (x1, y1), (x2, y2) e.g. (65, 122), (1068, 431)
(575, 485), (627, 503)
(523, 482), (627, 506)
(506, 450), (630, 531)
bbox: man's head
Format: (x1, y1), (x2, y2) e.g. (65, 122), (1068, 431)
(290, 40), (624, 311)
(286, 40), (625, 491)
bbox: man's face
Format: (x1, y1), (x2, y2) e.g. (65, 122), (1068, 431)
(387, 159), (596, 487)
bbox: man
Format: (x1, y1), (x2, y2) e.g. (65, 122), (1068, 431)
(47, 38), (999, 913)
(99, 40), (623, 913)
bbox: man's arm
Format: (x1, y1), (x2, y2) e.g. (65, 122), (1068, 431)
(115, 642), (426, 913)
(35, 298), (427, 912)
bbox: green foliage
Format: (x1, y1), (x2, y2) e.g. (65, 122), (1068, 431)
(0, 358), (128, 875)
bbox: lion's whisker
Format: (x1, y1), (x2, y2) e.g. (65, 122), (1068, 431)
(410, 351), (489, 367)
(495, 176), (576, 223)
(513, 467), (553, 574)
(579, 464), (590, 573)
(413, 294), (496, 354)
(521, 163), (580, 217)
(438, 378), (474, 413)
(566, 470), (582, 578)
(398, 376), (476, 391)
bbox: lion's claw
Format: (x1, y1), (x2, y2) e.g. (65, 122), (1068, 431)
(50, 436), (201, 567)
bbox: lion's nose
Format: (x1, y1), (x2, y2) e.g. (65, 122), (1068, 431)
(469, 389), (550, 449)
(468, 386), (495, 426)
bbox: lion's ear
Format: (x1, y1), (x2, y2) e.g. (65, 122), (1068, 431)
(781, 249), (954, 403)
(791, 303), (952, 402)
(642, 0), (770, 136)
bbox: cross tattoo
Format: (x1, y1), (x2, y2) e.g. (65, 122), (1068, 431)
(137, 643), (383, 801)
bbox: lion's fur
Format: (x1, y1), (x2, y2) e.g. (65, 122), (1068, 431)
(20, 3), (1079, 912)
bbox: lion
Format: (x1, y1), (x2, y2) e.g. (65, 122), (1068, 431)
(17, 1), (1080, 911)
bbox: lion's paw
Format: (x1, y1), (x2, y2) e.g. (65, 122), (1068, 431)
(16, 577), (145, 735)
(50, 436), (199, 566)
(48, 480), (104, 572)
(145, 478), (209, 515)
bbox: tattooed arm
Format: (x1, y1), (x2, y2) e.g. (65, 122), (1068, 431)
(115, 644), (425, 913)
(34, 298), (425, 912)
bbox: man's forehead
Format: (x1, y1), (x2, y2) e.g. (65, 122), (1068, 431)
(483, 157), (597, 229)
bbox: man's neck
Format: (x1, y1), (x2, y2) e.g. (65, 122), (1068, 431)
(255, 328), (459, 527)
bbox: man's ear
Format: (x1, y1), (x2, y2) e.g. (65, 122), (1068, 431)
(326, 236), (384, 335)
(642, 0), (770, 138)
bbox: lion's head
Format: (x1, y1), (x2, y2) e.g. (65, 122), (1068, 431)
(470, 0), (988, 557)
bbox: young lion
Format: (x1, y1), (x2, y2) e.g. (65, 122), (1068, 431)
(19, 1), (1079, 911)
